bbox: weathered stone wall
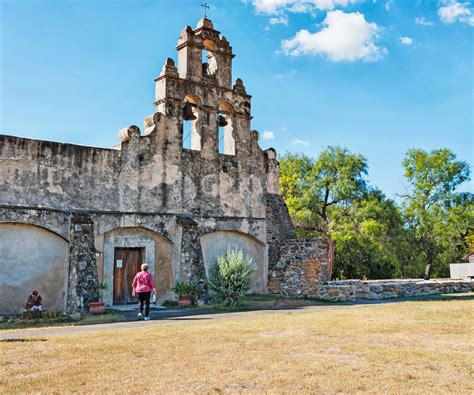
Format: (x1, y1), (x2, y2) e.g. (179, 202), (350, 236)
(0, 135), (121, 211)
(67, 215), (99, 313)
(329, 279), (474, 299)
(0, 124), (267, 219)
(314, 285), (356, 302)
(268, 238), (329, 296)
(265, 194), (297, 245)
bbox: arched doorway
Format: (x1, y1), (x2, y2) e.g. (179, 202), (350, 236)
(97, 227), (174, 305)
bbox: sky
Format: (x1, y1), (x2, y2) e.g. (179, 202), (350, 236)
(1, 0), (473, 200)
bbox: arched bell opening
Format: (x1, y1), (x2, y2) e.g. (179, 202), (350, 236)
(182, 94), (201, 151)
(202, 39), (218, 76)
(218, 102), (235, 155)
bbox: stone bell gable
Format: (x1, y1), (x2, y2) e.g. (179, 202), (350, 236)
(0, 18), (330, 313)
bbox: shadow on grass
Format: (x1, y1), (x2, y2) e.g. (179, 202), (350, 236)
(0, 338), (47, 342)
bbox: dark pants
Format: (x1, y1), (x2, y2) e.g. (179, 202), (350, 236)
(138, 291), (151, 317)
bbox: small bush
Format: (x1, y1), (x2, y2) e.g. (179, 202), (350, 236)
(208, 248), (254, 306)
(172, 281), (199, 297)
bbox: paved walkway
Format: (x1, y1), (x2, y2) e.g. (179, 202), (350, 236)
(0, 304), (350, 340)
(2, 293), (472, 340)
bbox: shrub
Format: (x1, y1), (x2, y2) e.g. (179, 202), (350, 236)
(208, 248), (254, 306)
(172, 281), (199, 297)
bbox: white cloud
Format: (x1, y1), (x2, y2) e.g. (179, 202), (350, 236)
(269, 15), (289, 25)
(262, 130), (275, 139)
(275, 69), (296, 79)
(415, 16), (435, 26)
(292, 138), (310, 146)
(281, 10), (387, 62)
(252, 0), (363, 15)
(252, 0), (291, 14)
(438, 1), (474, 25)
(400, 36), (413, 45)
(385, 1), (395, 11)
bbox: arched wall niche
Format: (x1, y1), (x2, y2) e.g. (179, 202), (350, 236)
(218, 102), (235, 155)
(0, 216), (69, 242)
(183, 94), (202, 151)
(202, 39), (218, 76)
(0, 223), (69, 313)
(200, 230), (267, 293)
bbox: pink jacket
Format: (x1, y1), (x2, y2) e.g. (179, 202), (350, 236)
(132, 271), (156, 293)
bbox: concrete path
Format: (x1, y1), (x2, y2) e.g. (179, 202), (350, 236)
(0, 304), (349, 340)
(2, 293), (472, 340)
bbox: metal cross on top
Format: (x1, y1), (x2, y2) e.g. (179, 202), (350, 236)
(201, 3), (210, 18)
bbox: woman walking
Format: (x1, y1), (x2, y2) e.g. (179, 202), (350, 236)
(132, 263), (157, 320)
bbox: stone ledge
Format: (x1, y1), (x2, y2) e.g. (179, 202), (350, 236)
(311, 285), (356, 302)
(328, 279), (474, 300)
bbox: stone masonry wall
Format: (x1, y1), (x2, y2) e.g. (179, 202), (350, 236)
(268, 238), (329, 296)
(329, 279), (474, 300)
(265, 192), (331, 297)
(67, 214), (99, 312)
(265, 194), (297, 245)
(314, 285), (356, 302)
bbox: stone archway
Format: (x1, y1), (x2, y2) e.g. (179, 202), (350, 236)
(97, 227), (174, 305)
(0, 223), (69, 312)
(200, 230), (267, 293)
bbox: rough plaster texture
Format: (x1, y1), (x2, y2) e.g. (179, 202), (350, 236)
(0, 223), (68, 312)
(200, 230), (267, 293)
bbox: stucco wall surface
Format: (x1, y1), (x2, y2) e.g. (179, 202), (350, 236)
(200, 230), (267, 293)
(0, 223), (68, 313)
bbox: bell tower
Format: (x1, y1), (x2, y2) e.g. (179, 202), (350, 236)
(153, 18), (252, 158)
(176, 18), (234, 89)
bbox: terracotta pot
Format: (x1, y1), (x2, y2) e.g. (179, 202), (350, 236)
(89, 302), (106, 314)
(178, 295), (193, 306)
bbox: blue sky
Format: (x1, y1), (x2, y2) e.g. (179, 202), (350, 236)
(1, 0), (472, 199)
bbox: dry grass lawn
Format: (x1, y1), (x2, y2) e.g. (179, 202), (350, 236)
(1, 299), (473, 394)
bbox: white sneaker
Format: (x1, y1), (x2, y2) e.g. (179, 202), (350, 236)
(144, 317), (151, 321)
(137, 313), (142, 319)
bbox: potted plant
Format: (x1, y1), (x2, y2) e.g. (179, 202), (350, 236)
(89, 281), (108, 314)
(172, 281), (199, 306)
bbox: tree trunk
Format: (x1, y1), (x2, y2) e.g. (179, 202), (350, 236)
(327, 238), (336, 281)
(424, 261), (433, 280)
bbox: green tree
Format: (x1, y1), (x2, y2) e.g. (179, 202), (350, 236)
(280, 146), (368, 277)
(331, 189), (406, 279)
(401, 148), (472, 279)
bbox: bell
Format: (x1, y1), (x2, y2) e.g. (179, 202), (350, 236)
(183, 103), (197, 121)
(218, 115), (228, 127)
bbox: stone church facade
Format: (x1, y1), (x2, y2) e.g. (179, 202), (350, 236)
(0, 18), (330, 313)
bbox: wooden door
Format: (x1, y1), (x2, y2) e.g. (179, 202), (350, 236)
(113, 248), (143, 305)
